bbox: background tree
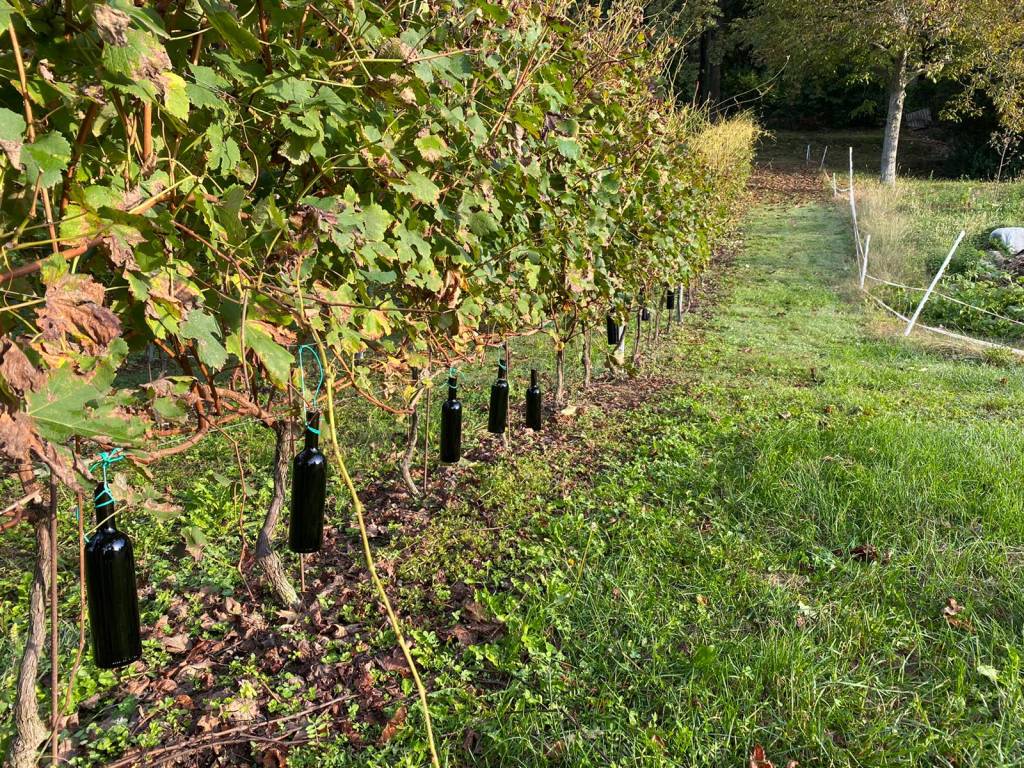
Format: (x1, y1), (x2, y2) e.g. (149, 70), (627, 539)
(738, 0), (1005, 184)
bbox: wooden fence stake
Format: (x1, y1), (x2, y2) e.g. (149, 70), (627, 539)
(904, 230), (967, 337)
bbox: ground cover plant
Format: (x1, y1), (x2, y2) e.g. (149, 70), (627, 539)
(855, 175), (1024, 343)
(0, 0), (757, 764)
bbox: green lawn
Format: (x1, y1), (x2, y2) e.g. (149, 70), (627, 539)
(388, 202), (1024, 767)
(8, 199), (1024, 766)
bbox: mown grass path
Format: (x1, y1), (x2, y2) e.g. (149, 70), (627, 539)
(452, 202), (1024, 767)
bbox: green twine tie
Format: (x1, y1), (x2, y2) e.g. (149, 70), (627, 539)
(89, 448), (126, 509)
(297, 344), (324, 435)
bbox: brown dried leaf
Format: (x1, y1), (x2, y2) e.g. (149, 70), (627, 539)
(749, 745), (774, 768)
(160, 633), (190, 654)
(261, 748), (286, 768)
(224, 697), (259, 722)
(943, 596), (973, 631)
(448, 625), (477, 646)
(93, 4), (131, 46)
(0, 410), (41, 462)
(36, 274), (121, 358)
(463, 601), (489, 623)
(195, 711), (219, 733)
(943, 597), (963, 618)
(378, 648), (411, 677)
(0, 138), (22, 168)
(0, 339), (43, 396)
(377, 706), (407, 745)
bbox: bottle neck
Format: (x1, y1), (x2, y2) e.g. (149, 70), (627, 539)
(496, 361), (507, 382)
(94, 484), (116, 530)
(530, 369), (538, 388)
(447, 376), (458, 400)
(304, 412), (321, 450)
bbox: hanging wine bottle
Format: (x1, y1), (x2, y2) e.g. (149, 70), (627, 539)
(85, 483), (142, 670)
(641, 305), (651, 321)
(487, 360), (509, 434)
(606, 314), (624, 346)
(665, 286), (676, 310)
(289, 411), (327, 553)
(525, 369), (543, 430)
(440, 372), (462, 463)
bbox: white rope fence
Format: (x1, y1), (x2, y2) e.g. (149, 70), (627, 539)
(837, 147), (1024, 357)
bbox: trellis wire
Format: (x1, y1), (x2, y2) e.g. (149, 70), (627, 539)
(841, 147), (1024, 356)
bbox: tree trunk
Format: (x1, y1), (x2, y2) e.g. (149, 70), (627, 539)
(630, 311), (641, 365)
(255, 422), (299, 607)
(554, 346), (565, 405)
(675, 285), (683, 323)
(400, 403), (420, 496)
(6, 510), (51, 768)
(400, 369), (425, 496)
(880, 50), (911, 185)
(581, 330), (592, 388)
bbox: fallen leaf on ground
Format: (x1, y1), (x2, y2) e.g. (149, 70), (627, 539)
(160, 633), (190, 654)
(378, 706), (407, 745)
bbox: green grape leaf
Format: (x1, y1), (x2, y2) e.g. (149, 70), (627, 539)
(101, 29), (170, 86)
(152, 396), (187, 421)
(180, 309), (228, 369)
(226, 320), (291, 388)
(25, 366), (146, 444)
(0, 106), (26, 167)
(395, 171), (440, 204)
(468, 210), (499, 237)
(200, 0), (261, 58)
(161, 72), (190, 119)
(414, 134), (450, 162)
(181, 525), (208, 561)
(555, 138), (580, 160)
(360, 204), (394, 241)
(22, 132), (72, 189)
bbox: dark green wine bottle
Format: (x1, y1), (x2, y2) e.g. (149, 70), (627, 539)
(440, 374), (462, 462)
(641, 306), (651, 321)
(525, 369), (542, 430)
(85, 484), (142, 670)
(606, 314), (624, 346)
(665, 286), (676, 310)
(289, 411), (327, 553)
(487, 360), (509, 434)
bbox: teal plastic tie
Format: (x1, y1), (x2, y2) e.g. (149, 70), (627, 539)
(297, 344), (324, 435)
(89, 448), (125, 508)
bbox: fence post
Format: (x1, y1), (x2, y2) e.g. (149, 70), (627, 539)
(904, 230), (967, 337)
(819, 145), (829, 170)
(848, 148), (862, 263)
(806, 143), (811, 164)
(859, 234), (870, 289)
(832, 173), (837, 197)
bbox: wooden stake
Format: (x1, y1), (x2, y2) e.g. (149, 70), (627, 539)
(48, 473), (58, 768)
(422, 361), (431, 496)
